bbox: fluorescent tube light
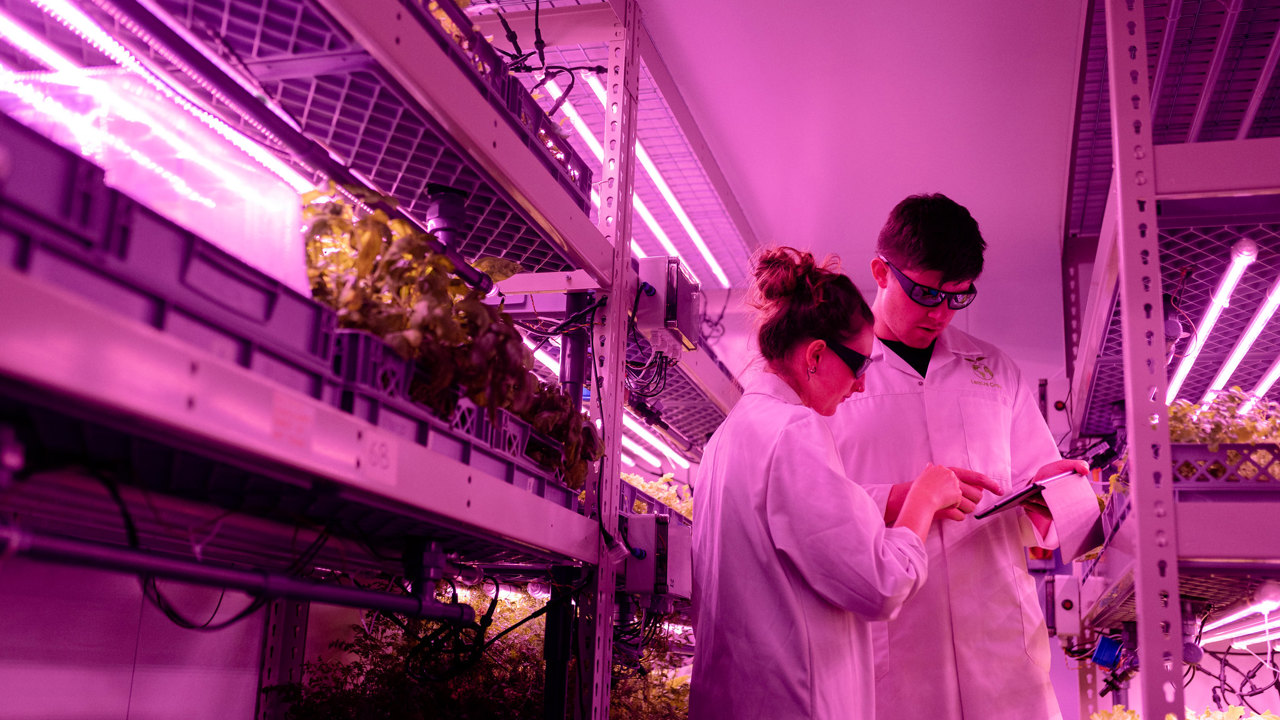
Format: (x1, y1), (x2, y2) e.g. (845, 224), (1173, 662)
(583, 74), (730, 289)
(620, 453), (636, 467)
(1202, 268), (1280, 405)
(545, 78), (705, 285)
(0, 76), (215, 207)
(1200, 581), (1280, 645)
(1231, 626), (1280, 649)
(623, 414), (689, 469)
(26, 0), (312, 193)
(1167, 239), (1258, 403)
(522, 337), (561, 375)
(0, 7), (78, 72)
(620, 436), (661, 469)
(1242, 355), (1280, 413)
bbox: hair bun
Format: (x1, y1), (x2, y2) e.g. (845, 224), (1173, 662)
(752, 246), (819, 304)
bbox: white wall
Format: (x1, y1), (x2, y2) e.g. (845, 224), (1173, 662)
(0, 558), (264, 719)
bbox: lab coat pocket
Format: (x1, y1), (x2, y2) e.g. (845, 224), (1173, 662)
(958, 396), (1013, 491)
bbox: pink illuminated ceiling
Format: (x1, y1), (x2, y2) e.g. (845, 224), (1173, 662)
(635, 0), (1087, 382)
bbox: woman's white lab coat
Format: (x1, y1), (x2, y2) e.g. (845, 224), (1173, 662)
(690, 371), (929, 720)
(827, 327), (1080, 720)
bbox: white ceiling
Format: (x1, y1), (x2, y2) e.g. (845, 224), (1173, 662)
(639, 0), (1089, 387)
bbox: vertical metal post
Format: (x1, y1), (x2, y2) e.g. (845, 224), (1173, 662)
(1078, 628), (1103, 720)
(544, 566), (577, 720)
(547, 292), (592, 720)
(256, 598), (310, 720)
(577, 0), (640, 717)
(1103, 0), (1183, 718)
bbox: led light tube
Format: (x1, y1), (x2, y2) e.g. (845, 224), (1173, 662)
(545, 78), (702, 284)
(523, 337), (561, 375)
(1242, 355), (1280, 413)
(0, 7), (79, 71)
(1201, 615), (1280, 644)
(622, 414), (689, 469)
(620, 453), (636, 467)
(1201, 269), (1280, 405)
(584, 74), (730, 289)
(1200, 582), (1280, 646)
(1231, 626), (1280, 649)
(26, 0), (312, 193)
(619, 436), (661, 469)
(1166, 239), (1258, 403)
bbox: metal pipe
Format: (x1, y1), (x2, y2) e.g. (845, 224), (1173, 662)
(1148, 0), (1183, 119)
(0, 527), (475, 622)
(86, 0), (492, 292)
(1188, 0), (1244, 142)
(1237, 24), (1280, 140)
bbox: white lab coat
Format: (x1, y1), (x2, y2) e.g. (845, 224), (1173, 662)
(827, 327), (1082, 720)
(690, 371), (929, 720)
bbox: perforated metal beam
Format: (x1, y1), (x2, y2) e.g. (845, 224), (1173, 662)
(1104, 1), (1184, 718)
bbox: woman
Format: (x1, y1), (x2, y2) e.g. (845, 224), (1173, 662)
(690, 247), (963, 720)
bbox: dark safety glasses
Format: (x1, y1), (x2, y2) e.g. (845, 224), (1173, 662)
(880, 256), (977, 310)
(823, 339), (873, 379)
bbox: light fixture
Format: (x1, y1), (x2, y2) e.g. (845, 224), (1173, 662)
(1200, 581), (1280, 646)
(1242, 355), (1280, 413)
(1166, 238), (1258, 403)
(583, 74), (730, 289)
(620, 453), (636, 467)
(0, 75), (216, 207)
(619, 435), (662, 469)
(544, 78), (703, 284)
(0, 6), (79, 72)
(1201, 269), (1280, 405)
(623, 414), (689, 469)
(1230, 626), (1280, 649)
(24, 0), (312, 194)
(522, 336), (561, 375)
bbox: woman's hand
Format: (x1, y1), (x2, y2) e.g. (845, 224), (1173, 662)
(893, 464), (964, 542)
(935, 467), (1003, 521)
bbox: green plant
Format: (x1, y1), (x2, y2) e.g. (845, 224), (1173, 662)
(1167, 387), (1280, 449)
(266, 580), (690, 719)
(302, 190), (602, 488)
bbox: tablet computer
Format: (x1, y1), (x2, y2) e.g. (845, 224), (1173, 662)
(973, 470), (1080, 519)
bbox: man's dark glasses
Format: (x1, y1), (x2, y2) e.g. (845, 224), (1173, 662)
(880, 256), (977, 310)
(823, 339), (872, 379)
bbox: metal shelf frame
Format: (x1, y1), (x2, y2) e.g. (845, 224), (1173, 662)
(1070, 1), (1280, 716)
(0, 0), (739, 714)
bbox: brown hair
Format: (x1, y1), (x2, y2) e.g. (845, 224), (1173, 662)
(750, 246), (873, 363)
(876, 193), (986, 284)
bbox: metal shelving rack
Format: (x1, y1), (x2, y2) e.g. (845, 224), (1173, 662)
(1067, 0), (1280, 716)
(0, 0), (742, 716)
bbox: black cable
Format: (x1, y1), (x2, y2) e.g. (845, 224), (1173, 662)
(533, 0), (546, 69)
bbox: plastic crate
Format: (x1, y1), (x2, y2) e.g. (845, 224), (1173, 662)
(501, 76), (593, 213)
(332, 330), (413, 400)
(0, 112), (113, 244)
(410, 0), (592, 213)
(338, 386), (575, 510)
(0, 223), (339, 403)
(98, 193), (335, 367)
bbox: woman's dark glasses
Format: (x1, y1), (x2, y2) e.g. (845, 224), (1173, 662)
(880, 256), (978, 310)
(822, 340), (872, 379)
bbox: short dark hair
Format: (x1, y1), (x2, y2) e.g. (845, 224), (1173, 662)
(750, 246), (873, 363)
(876, 193), (986, 284)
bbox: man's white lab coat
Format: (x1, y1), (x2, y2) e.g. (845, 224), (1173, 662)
(827, 327), (1080, 720)
(691, 371), (929, 720)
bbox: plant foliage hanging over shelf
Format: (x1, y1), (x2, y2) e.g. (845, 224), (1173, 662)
(302, 188), (602, 488)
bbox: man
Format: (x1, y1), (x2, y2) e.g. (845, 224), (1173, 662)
(827, 193), (1090, 720)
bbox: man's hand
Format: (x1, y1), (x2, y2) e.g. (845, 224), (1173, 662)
(936, 467), (1003, 521)
(1024, 458), (1091, 532)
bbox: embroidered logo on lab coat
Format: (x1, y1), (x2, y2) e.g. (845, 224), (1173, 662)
(966, 357), (1001, 388)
